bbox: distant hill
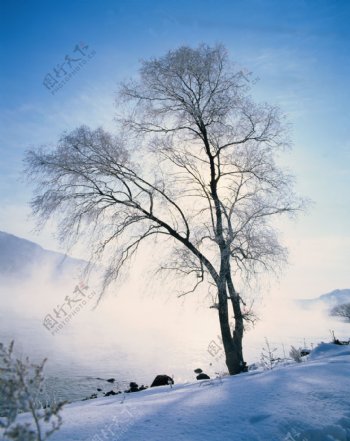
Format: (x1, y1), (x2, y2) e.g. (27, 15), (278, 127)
(297, 289), (350, 309)
(0, 231), (87, 281)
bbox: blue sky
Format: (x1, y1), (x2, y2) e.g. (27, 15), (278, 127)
(0, 0), (349, 298)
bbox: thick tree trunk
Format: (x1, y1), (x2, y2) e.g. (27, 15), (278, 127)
(218, 281), (245, 375)
(229, 295), (245, 371)
(217, 258), (246, 375)
(226, 270), (245, 371)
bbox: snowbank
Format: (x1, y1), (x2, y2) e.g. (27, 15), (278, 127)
(3, 343), (350, 441)
(308, 342), (350, 360)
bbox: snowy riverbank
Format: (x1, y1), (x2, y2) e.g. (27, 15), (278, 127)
(5, 342), (350, 441)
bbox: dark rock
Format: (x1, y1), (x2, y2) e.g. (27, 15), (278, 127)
(124, 381), (148, 393)
(97, 388), (102, 392)
(107, 378), (115, 383)
(196, 373), (210, 380)
(129, 382), (139, 392)
(82, 393), (98, 400)
(194, 368), (203, 374)
(104, 390), (117, 396)
(150, 375), (174, 387)
(300, 349), (311, 357)
(333, 339), (349, 345)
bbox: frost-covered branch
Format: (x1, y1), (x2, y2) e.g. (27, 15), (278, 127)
(0, 341), (64, 441)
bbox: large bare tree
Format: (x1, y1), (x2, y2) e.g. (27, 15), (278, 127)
(25, 44), (303, 374)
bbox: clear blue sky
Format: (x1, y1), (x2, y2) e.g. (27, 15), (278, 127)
(0, 0), (349, 297)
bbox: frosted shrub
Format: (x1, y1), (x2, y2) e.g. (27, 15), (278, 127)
(0, 341), (64, 441)
(260, 338), (279, 370)
(289, 346), (302, 363)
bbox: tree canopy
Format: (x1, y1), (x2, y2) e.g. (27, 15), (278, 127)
(25, 44), (304, 374)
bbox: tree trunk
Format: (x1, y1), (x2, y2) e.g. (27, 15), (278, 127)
(217, 266), (245, 375)
(226, 270), (245, 371)
(217, 258), (246, 375)
(229, 294), (245, 371)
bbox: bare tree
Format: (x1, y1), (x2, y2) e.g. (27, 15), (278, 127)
(330, 303), (350, 322)
(0, 341), (64, 441)
(24, 44), (304, 375)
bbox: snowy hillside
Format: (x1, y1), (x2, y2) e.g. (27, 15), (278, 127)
(317, 289), (350, 305)
(6, 343), (350, 441)
(0, 231), (86, 281)
(297, 288), (350, 309)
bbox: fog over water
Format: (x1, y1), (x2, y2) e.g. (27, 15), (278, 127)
(1, 252), (349, 405)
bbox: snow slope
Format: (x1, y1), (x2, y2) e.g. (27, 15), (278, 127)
(4, 343), (350, 441)
(297, 289), (350, 309)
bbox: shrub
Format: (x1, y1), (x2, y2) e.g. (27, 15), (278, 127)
(260, 338), (279, 370)
(0, 341), (64, 441)
(289, 346), (302, 363)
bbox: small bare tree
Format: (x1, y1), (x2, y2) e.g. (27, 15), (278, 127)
(24, 44), (304, 375)
(330, 303), (350, 322)
(260, 338), (278, 370)
(0, 341), (64, 441)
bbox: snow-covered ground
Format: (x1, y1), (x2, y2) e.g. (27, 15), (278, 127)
(5, 343), (350, 441)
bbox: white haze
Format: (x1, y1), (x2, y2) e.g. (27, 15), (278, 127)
(0, 248), (349, 389)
